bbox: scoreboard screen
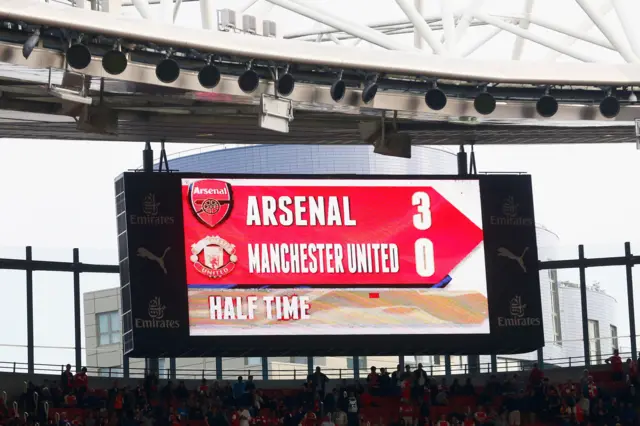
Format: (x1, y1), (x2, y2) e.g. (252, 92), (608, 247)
(181, 178), (488, 336)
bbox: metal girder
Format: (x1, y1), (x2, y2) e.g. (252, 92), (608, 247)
(5, 0), (640, 85)
(3, 43), (640, 124)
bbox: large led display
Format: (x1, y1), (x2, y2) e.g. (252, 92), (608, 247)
(181, 178), (488, 336)
(116, 172), (543, 357)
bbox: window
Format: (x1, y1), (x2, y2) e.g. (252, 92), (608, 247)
(289, 357), (307, 365)
(611, 325), (619, 353)
(244, 357), (262, 366)
(588, 319), (602, 364)
(433, 355), (441, 366)
(97, 311), (121, 346)
(549, 269), (562, 345)
(347, 356), (367, 370)
(98, 367), (123, 378)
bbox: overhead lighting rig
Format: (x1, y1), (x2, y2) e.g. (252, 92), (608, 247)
(9, 19), (629, 120)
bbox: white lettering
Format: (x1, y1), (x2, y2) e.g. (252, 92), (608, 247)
(245, 196), (356, 226)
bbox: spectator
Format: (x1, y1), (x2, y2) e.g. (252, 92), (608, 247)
(391, 365), (402, 388)
(74, 367), (89, 407)
(61, 364), (74, 396)
(366, 367), (379, 395)
(606, 349), (624, 381)
(461, 378), (475, 396)
(232, 377), (245, 403)
(449, 379), (461, 396)
(345, 392), (359, 426)
(308, 367), (329, 395)
(379, 368), (391, 394)
(528, 363), (544, 388)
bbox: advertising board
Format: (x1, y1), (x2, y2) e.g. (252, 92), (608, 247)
(115, 173), (543, 357)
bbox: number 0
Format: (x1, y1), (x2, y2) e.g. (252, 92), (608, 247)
(412, 191), (432, 231)
(415, 238), (435, 277)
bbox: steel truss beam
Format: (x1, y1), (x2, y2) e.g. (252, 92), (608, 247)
(4, 1), (640, 85)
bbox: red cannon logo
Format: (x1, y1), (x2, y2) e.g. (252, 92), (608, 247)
(188, 179), (233, 228)
(190, 236), (238, 278)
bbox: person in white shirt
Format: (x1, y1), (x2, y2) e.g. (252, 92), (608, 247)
(239, 407), (251, 426)
(320, 415), (335, 426)
(346, 393), (359, 426)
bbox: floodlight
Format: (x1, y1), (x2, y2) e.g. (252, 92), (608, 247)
(276, 72), (295, 97)
(536, 95), (558, 118)
(474, 91), (496, 115)
(599, 96), (620, 119)
(156, 58), (180, 84)
(238, 69), (260, 93)
(361, 76), (378, 104)
(425, 87), (447, 111)
(22, 28), (41, 60)
(103, 47), (127, 76)
(198, 64), (221, 89)
(330, 79), (346, 102)
(67, 43), (92, 70)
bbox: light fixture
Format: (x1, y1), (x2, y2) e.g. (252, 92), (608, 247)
(629, 91), (637, 103)
(425, 84), (447, 111)
(474, 91), (496, 115)
(156, 51), (180, 84)
(238, 65), (259, 93)
(599, 91), (620, 118)
(66, 42), (92, 70)
(330, 72), (346, 102)
(198, 57), (221, 89)
(276, 67), (295, 97)
(536, 91), (558, 118)
(361, 75), (378, 104)
(22, 28), (41, 60)
(103, 42), (127, 76)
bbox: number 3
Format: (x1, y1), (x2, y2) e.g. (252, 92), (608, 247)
(412, 191), (432, 230)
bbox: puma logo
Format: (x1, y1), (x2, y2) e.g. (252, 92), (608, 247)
(137, 247), (171, 275)
(497, 247), (529, 273)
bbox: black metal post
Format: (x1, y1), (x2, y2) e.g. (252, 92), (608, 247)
(579, 245), (590, 366)
(261, 356), (269, 380)
(457, 146), (468, 176)
(143, 142), (153, 172)
(467, 355), (480, 374)
(215, 357), (223, 380)
(444, 355), (452, 376)
(123, 355), (129, 378)
(73, 248), (82, 371)
(307, 356), (314, 375)
(26, 246), (34, 374)
(625, 242), (637, 361)
(169, 358), (177, 379)
(537, 348), (544, 368)
(352, 355), (360, 379)
(490, 354), (497, 373)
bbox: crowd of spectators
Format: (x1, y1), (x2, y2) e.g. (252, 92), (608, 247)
(1, 351), (639, 426)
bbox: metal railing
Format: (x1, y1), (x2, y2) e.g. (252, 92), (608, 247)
(0, 349), (632, 381)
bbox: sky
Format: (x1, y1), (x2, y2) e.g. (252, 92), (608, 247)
(1, 0), (640, 373)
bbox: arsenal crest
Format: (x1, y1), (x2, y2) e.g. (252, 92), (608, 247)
(188, 179), (233, 228)
(190, 236), (238, 279)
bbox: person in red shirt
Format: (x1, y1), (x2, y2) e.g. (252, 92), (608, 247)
(73, 367), (88, 407)
(474, 406), (488, 424)
(606, 350), (624, 381)
(199, 379), (210, 396)
(400, 398), (414, 425)
(528, 363), (544, 388)
(436, 414), (449, 426)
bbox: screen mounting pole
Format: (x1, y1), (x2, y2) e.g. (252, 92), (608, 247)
(143, 141), (154, 172)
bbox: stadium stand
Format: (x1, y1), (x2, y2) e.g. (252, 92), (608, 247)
(1, 353), (639, 426)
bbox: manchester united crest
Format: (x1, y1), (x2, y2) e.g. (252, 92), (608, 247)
(188, 179), (233, 228)
(190, 236), (238, 278)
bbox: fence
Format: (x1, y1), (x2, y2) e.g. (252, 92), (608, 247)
(0, 242), (638, 380)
